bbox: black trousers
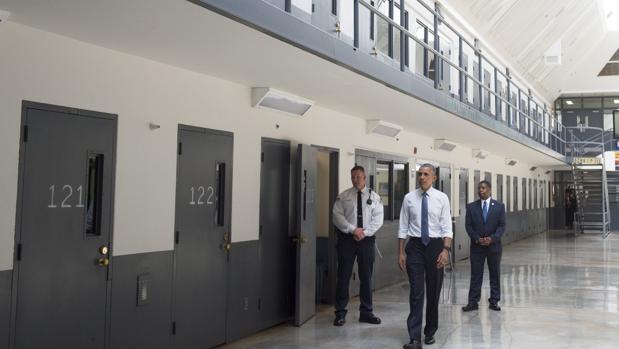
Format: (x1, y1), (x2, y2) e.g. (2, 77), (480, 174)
(406, 237), (444, 341)
(335, 232), (375, 317)
(468, 243), (502, 305)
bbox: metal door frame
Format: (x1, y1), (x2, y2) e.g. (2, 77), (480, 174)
(10, 100), (118, 349)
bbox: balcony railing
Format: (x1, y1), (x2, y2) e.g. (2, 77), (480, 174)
(351, 0), (565, 155)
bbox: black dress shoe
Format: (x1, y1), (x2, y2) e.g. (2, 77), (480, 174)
(333, 316), (346, 326)
(403, 339), (422, 349)
(489, 303), (501, 311)
(424, 336), (435, 345)
(462, 303), (479, 312)
(359, 313), (381, 324)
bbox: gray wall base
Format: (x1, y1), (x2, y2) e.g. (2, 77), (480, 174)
(227, 241), (263, 343)
(0, 270), (10, 349)
(109, 251), (173, 349)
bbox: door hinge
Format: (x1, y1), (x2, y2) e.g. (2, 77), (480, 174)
(171, 321), (176, 335)
(178, 142), (182, 155)
(259, 225), (263, 237)
(261, 152), (264, 163)
(449, 174), (452, 179)
(174, 231), (179, 244)
(16, 243), (22, 261)
(22, 125), (28, 142)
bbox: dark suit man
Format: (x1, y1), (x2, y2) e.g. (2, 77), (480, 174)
(462, 180), (505, 312)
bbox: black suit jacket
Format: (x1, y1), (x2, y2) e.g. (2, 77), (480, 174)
(465, 199), (506, 248)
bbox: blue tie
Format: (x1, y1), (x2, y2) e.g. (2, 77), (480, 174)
(482, 200), (488, 223)
(421, 192), (430, 246)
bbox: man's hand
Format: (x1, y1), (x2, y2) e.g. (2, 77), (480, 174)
(436, 249), (449, 269)
(353, 228), (365, 241)
(398, 252), (407, 272)
(478, 237), (491, 246)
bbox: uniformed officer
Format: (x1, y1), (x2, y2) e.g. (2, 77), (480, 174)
(332, 165), (384, 326)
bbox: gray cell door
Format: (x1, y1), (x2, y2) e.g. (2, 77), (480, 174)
(497, 174), (504, 203)
(439, 166), (451, 201)
(311, 0), (338, 35)
(12, 102), (116, 349)
(472, 64), (480, 108)
(510, 92), (518, 128)
(259, 139), (292, 327)
(173, 126), (233, 349)
(483, 69), (491, 112)
(455, 169), (469, 260)
(294, 144), (317, 326)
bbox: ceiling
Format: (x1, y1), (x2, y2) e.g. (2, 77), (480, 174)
(442, 0), (619, 101)
(0, 0), (564, 166)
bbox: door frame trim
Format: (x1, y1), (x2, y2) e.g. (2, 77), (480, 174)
(10, 100), (118, 349)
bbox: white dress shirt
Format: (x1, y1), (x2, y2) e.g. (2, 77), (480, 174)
(481, 197), (492, 211)
(333, 186), (384, 237)
(398, 187), (453, 239)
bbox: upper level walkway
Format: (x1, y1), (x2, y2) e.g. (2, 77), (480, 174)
(222, 230), (619, 348)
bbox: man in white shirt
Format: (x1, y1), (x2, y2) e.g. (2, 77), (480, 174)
(332, 165), (384, 326)
(398, 164), (453, 349)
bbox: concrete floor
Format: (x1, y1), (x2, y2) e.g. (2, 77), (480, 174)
(222, 231), (619, 348)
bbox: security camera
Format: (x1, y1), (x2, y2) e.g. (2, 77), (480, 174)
(0, 10), (11, 24)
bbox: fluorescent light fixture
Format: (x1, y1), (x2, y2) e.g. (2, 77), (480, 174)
(614, 99), (619, 104)
(366, 119), (403, 138)
(565, 100), (574, 105)
(251, 87), (313, 116)
(603, 0), (619, 31)
(433, 139), (457, 152)
(505, 158), (517, 166)
(472, 149), (489, 159)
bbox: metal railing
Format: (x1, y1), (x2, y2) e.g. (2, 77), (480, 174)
(351, 0), (566, 155)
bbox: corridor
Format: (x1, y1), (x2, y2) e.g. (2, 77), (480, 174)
(223, 231), (619, 349)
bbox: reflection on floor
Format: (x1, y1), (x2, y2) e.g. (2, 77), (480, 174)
(223, 231), (619, 348)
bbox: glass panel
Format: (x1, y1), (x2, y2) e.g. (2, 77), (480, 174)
(583, 97), (602, 109)
(85, 154), (103, 236)
(603, 97), (619, 109)
(216, 162), (226, 226)
(393, 163), (407, 219)
(376, 162), (391, 219)
(562, 98), (582, 109)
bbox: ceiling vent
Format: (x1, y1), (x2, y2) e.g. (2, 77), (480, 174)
(505, 158), (517, 166)
(472, 149), (489, 159)
(543, 40), (562, 66)
(251, 87), (313, 116)
(366, 119), (403, 138)
(433, 139), (457, 152)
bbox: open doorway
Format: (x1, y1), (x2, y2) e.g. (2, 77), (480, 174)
(313, 146), (339, 309)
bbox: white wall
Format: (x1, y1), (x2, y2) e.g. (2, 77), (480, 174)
(0, 22), (553, 271)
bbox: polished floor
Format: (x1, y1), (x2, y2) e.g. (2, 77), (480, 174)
(223, 231), (619, 348)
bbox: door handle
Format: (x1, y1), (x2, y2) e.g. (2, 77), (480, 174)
(97, 258), (109, 267)
(221, 243), (231, 252)
(99, 246), (109, 255)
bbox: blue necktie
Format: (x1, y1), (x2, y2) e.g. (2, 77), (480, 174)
(482, 200), (488, 223)
(421, 192), (430, 246)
